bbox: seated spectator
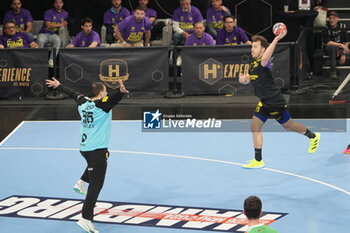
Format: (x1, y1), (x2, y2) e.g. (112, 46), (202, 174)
(323, 11), (350, 79)
(3, 0), (34, 38)
(132, 0), (165, 41)
(216, 15), (251, 45)
(0, 21), (38, 48)
(103, 0), (130, 44)
(67, 17), (100, 48)
(114, 6), (151, 47)
(172, 0), (203, 45)
(206, 0), (231, 39)
(37, 0), (68, 67)
(185, 22), (214, 46)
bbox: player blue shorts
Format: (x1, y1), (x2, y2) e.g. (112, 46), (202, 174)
(253, 101), (291, 124)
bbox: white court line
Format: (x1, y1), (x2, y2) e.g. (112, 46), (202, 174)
(1, 146), (350, 196)
(0, 121), (25, 147)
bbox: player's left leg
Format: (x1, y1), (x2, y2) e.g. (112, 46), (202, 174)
(279, 109), (320, 153)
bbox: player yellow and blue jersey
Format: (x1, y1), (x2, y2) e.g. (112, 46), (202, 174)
(249, 58), (290, 124)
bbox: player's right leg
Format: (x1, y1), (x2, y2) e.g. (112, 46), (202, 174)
(243, 105), (267, 169)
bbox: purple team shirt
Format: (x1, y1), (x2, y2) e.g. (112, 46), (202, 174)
(206, 7), (230, 32)
(39, 8), (69, 34)
(3, 8), (33, 32)
(103, 7), (130, 28)
(216, 26), (249, 45)
(172, 6), (203, 34)
(71, 30), (101, 47)
(0, 32), (34, 48)
(131, 8), (157, 20)
(117, 15), (151, 43)
(185, 32), (215, 46)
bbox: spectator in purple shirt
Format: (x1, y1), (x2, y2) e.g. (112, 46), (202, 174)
(206, 0), (231, 39)
(172, 0), (203, 45)
(103, 0), (130, 44)
(67, 18), (100, 48)
(37, 0), (69, 67)
(114, 6), (151, 47)
(132, 0), (165, 41)
(216, 15), (251, 45)
(3, 0), (34, 38)
(185, 22), (215, 46)
(0, 21), (38, 49)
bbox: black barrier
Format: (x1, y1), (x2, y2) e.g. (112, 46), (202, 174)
(59, 47), (169, 95)
(0, 48), (49, 98)
(180, 44), (292, 95)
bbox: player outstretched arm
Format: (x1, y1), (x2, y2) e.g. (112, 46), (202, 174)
(261, 30), (287, 67)
(46, 77), (82, 100)
(97, 80), (129, 112)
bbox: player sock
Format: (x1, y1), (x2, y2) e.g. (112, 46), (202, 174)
(255, 148), (262, 161)
(304, 129), (316, 139)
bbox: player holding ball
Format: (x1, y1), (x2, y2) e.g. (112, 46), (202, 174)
(239, 24), (320, 169)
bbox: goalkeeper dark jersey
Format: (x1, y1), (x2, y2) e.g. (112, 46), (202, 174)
(249, 58), (286, 106)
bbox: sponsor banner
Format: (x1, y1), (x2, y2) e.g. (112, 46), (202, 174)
(0, 48), (49, 98)
(142, 109), (347, 132)
(180, 44), (291, 95)
(59, 47), (168, 95)
(0, 195), (287, 232)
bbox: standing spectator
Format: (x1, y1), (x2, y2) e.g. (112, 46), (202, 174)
(37, 0), (69, 67)
(3, 0), (34, 38)
(0, 21), (38, 48)
(243, 196), (279, 233)
(206, 0), (231, 39)
(103, 0), (130, 44)
(323, 11), (350, 79)
(172, 0), (203, 45)
(131, 0), (165, 41)
(67, 17), (100, 48)
(185, 22), (214, 46)
(216, 15), (251, 45)
(114, 6), (151, 47)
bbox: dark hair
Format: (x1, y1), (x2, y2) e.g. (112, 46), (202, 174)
(91, 82), (105, 97)
(81, 17), (93, 26)
(4, 20), (16, 28)
(53, 0), (64, 4)
(252, 35), (269, 49)
(135, 5), (146, 12)
(244, 196), (262, 220)
(224, 15), (235, 22)
(194, 21), (204, 27)
(11, 0), (22, 5)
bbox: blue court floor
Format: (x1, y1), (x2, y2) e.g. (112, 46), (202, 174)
(0, 120), (350, 233)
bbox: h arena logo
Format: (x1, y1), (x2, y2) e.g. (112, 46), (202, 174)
(99, 59), (130, 89)
(199, 58), (224, 85)
(0, 195), (287, 232)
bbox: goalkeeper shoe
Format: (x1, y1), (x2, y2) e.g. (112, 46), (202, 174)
(344, 144), (350, 154)
(73, 180), (86, 195)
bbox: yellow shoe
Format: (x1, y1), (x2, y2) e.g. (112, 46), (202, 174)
(242, 159), (265, 169)
(308, 133), (320, 154)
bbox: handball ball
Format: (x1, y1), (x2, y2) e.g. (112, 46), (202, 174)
(272, 22), (287, 36)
